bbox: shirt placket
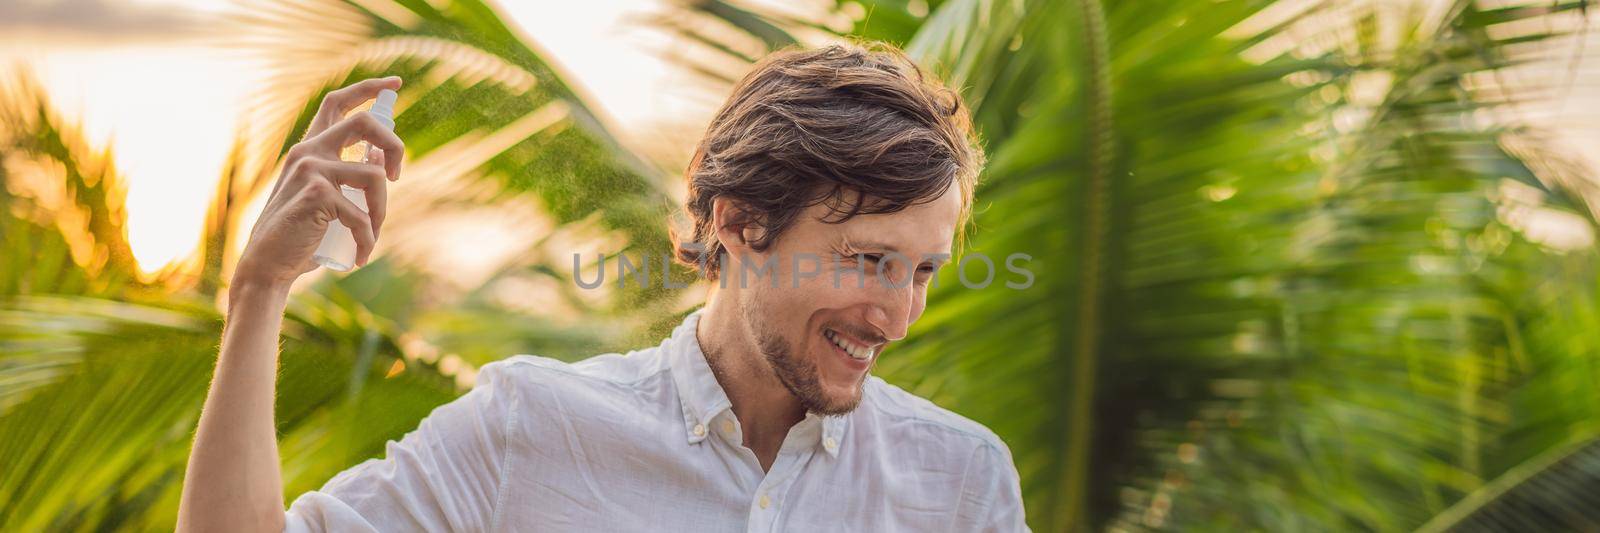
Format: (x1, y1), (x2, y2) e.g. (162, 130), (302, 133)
(742, 418), (821, 533)
(745, 448), (813, 532)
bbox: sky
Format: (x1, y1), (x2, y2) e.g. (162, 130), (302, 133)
(0, 0), (729, 275)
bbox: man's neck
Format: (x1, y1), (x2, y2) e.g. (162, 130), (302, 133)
(696, 295), (805, 472)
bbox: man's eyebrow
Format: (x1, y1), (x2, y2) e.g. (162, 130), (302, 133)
(847, 239), (953, 262)
(849, 240), (900, 253)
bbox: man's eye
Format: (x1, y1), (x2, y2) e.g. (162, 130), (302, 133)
(917, 265), (937, 274)
(860, 253), (883, 264)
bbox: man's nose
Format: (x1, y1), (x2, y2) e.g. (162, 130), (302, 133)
(866, 279), (914, 341)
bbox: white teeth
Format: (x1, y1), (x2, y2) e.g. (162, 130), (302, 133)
(825, 329), (873, 360)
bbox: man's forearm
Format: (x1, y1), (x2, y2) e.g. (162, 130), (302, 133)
(178, 281), (293, 533)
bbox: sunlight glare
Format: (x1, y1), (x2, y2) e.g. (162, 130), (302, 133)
(19, 45), (257, 275)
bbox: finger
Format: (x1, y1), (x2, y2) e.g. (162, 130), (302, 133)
(267, 142), (315, 204)
(313, 160), (388, 240)
(307, 76), (403, 138)
(330, 191), (377, 267)
(366, 147), (398, 182)
(311, 112), (404, 180)
(366, 149), (395, 181)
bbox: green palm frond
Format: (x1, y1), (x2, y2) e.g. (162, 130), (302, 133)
(0, 291), (464, 531)
(218, 0), (700, 369)
(651, 0), (809, 84)
(661, 0), (1600, 530)
(0, 297), (216, 531)
(210, 0), (684, 309)
(0, 71), (141, 295)
(7, 1), (1600, 531)
(1, 2), (706, 528)
(1417, 434), (1600, 533)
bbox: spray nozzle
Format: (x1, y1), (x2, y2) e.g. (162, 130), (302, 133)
(369, 89), (398, 130)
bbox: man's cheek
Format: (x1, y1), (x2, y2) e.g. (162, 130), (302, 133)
(789, 253), (824, 288)
(909, 290), (928, 324)
(827, 263), (868, 290)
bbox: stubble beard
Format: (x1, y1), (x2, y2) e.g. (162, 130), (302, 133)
(752, 318), (866, 417)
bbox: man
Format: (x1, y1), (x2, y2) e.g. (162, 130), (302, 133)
(179, 43), (1028, 532)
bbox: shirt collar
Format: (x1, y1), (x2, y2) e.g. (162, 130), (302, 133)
(667, 310), (847, 457)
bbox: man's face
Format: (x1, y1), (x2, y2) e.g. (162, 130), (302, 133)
(733, 185), (962, 416)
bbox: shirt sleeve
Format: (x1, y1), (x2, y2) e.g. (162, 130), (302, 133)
(958, 441), (1030, 532)
(283, 361), (520, 533)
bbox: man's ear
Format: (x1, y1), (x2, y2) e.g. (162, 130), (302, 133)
(711, 197), (766, 252)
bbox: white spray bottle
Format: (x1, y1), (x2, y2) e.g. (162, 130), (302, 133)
(312, 88), (397, 271)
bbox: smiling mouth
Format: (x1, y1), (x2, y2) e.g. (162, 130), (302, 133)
(823, 328), (877, 361)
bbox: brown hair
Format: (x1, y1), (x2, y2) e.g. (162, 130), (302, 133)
(674, 42), (984, 280)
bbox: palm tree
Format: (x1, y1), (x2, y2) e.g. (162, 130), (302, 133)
(672, 0), (1600, 530)
(6, 0), (1600, 531)
(0, 0), (688, 528)
(0, 73), (140, 297)
(931, 1), (1600, 530)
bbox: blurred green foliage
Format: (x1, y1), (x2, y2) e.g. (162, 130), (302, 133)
(4, 0), (1600, 531)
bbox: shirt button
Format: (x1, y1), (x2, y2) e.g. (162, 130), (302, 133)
(759, 494), (771, 509)
(824, 437), (838, 450)
(692, 424), (705, 437)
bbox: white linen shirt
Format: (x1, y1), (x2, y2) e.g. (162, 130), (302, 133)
(284, 311), (1028, 532)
